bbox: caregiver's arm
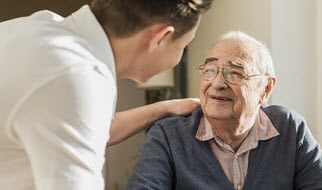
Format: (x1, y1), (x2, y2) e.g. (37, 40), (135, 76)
(107, 98), (200, 146)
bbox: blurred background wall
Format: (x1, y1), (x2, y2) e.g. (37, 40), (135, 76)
(1, 0), (321, 189)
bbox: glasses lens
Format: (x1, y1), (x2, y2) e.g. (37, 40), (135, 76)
(202, 65), (217, 81)
(224, 67), (246, 84)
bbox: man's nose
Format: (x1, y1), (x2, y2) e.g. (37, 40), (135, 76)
(211, 71), (228, 90)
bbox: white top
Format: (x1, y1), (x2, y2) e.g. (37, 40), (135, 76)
(0, 5), (117, 190)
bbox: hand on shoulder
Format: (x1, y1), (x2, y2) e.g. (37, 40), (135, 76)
(158, 98), (200, 116)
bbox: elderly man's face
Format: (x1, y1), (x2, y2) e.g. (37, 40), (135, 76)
(200, 39), (265, 122)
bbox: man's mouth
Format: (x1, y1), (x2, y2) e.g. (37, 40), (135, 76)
(211, 95), (233, 101)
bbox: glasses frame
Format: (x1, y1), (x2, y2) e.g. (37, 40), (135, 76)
(196, 64), (268, 85)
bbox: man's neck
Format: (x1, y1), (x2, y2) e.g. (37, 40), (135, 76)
(207, 116), (256, 152)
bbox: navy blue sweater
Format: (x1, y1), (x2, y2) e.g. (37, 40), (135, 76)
(126, 105), (322, 190)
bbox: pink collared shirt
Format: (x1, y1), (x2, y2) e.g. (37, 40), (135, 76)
(195, 109), (280, 190)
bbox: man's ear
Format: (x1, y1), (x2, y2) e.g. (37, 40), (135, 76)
(148, 25), (175, 53)
(259, 77), (277, 104)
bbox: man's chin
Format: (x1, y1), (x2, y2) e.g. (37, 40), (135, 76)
(204, 111), (231, 121)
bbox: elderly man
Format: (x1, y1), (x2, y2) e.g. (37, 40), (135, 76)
(125, 31), (322, 190)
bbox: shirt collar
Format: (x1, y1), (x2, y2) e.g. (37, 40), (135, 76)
(70, 5), (116, 80)
(195, 109), (280, 142)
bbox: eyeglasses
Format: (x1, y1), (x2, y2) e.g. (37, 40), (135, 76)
(197, 64), (267, 85)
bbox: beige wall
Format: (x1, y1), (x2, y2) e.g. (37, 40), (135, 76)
(318, 1), (322, 143)
(271, 0), (320, 143)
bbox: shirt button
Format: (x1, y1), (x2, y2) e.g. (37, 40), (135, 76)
(237, 186), (242, 190)
(234, 155), (238, 159)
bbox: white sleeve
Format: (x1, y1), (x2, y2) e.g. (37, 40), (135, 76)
(11, 66), (115, 190)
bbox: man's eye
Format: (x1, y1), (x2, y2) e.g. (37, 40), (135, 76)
(228, 68), (245, 77)
(204, 68), (215, 73)
(229, 71), (245, 80)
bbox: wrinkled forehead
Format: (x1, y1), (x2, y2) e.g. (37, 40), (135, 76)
(207, 39), (257, 70)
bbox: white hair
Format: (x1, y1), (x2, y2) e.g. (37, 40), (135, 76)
(219, 31), (275, 77)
